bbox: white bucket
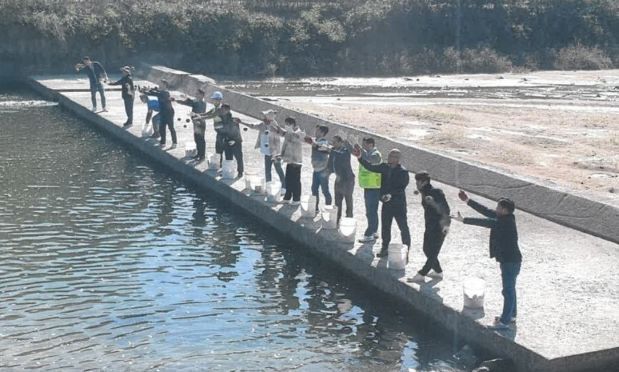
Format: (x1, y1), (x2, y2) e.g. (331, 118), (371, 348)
(208, 153), (220, 170)
(463, 278), (486, 309)
(321, 205), (338, 229)
(221, 160), (236, 179)
(184, 142), (197, 157)
(253, 176), (266, 194)
(387, 243), (405, 270)
(141, 122), (153, 137)
(300, 195), (317, 217)
(266, 181), (282, 203)
(338, 217), (357, 242)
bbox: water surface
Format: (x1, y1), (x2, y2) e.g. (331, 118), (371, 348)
(0, 86), (473, 371)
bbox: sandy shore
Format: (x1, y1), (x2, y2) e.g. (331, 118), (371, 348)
(224, 70), (619, 206)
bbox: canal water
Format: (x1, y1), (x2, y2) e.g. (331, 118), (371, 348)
(0, 86), (475, 371)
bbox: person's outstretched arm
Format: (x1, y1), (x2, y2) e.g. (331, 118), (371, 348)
(107, 76), (124, 86)
(462, 216), (496, 229)
(458, 190), (496, 218)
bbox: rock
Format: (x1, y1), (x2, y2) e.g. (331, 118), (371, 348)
(473, 358), (515, 372)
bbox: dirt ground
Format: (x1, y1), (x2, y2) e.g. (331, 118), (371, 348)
(224, 70), (619, 206)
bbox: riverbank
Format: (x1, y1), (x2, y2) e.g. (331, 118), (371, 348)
(28, 74), (619, 372)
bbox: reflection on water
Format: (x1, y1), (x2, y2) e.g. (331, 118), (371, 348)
(0, 87), (471, 370)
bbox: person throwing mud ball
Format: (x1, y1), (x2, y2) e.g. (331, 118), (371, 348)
(242, 109), (285, 186)
(275, 117), (305, 204)
(327, 135), (355, 225)
(177, 88), (207, 161)
(108, 66), (135, 127)
(193, 91), (226, 166)
(357, 137), (382, 243)
(219, 104), (244, 177)
(409, 172), (450, 282)
(142, 80), (177, 149)
(74, 56), (108, 112)
(353, 146), (411, 261)
(451, 191), (522, 330)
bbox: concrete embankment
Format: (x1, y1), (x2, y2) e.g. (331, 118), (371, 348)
(139, 64), (619, 245)
(28, 74), (619, 372)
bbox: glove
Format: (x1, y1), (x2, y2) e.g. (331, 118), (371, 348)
(380, 194), (392, 203)
(228, 140), (236, 146)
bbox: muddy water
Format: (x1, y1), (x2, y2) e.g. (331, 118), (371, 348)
(0, 86), (476, 370)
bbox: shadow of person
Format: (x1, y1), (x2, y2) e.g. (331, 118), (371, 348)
(491, 323), (518, 341)
(420, 280), (444, 303)
(461, 306), (486, 321)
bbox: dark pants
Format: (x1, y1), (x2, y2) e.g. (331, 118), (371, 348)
(363, 189), (380, 236)
(152, 113), (161, 136)
(334, 177), (354, 223)
(224, 141), (244, 175)
(90, 83), (106, 109)
(123, 96), (134, 124)
(194, 133), (206, 158)
(264, 155), (285, 183)
(284, 163), (302, 202)
(381, 200), (411, 251)
(418, 229), (446, 275)
(500, 262), (521, 324)
(311, 170), (332, 211)
(159, 110), (177, 145)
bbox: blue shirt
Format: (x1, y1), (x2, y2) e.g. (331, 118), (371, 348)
(147, 97), (160, 112)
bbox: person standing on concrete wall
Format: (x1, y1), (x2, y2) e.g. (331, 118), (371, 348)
(353, 146), (412, 261)
(357, 137), (382, 243)
(108, 66), (135, 128)
(74, 56), (108, 112)
(451, 191), (522, 330)
(243, 109), (285, 187)
(195, 91), (225, 165)
(327, 136), (355, 224)
(409, 172), (450, 282)
(140, 93), (161, 138)
(219, 104), (244, 177)
(306, 125), (332, 213)
(142, 80), (177, 149)
(177, 88), (207, 161)
(276, 117), (305, 204)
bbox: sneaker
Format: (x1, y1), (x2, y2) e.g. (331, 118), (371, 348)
(169, 143), (177, 149)
(123, 122), (133, 128)
(408, 273), (426, 283)
(159, 143), (166, 148)
(376, 249), (388, 258)
(290, 200), (300, 206)
(102, 107), (108, 112)
(280, 188), (287, 196)
(91, 107), (97, 112)
(428, 271), (443, 279)
(489, 320), (510, 330)
(358, 235), (376, 243)
(373, 233), (379, 239)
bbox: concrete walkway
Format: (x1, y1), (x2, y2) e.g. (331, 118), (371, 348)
(29, 75), (619, 372)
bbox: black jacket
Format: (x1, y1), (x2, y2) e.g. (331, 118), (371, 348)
(177, 98), (207, 114)
(145, 88), (174, 114)
(219, 113), (242, 142)
(328, 142), (355, 182)
(357, 158), (409, 203)
(463, 199), (522, 263)
(78, 62), (106, 86)
(420, 184), (450, 232)
(109, 75), (134, 99)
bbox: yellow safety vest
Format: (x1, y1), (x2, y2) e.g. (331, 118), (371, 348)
(359, 163), (381, 189)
